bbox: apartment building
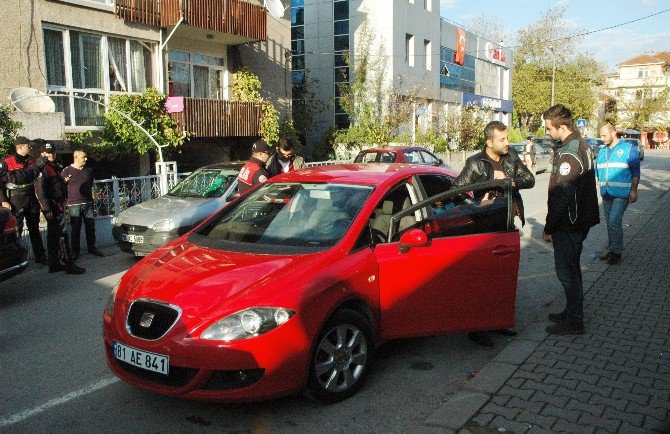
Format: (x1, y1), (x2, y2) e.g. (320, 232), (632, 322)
(1, 0), (290, 175)
(291, 0), (513, 149)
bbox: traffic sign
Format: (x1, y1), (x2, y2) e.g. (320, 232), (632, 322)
(577, 118), (587, 127)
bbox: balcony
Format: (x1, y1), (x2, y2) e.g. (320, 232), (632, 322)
(168, 98), (263, 138)
(115, 0), (267, 41)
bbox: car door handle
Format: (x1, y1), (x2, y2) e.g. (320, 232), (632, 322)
(492, 246), (516, 256)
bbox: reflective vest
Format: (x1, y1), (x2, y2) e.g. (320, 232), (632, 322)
(595, 141), (635, 198)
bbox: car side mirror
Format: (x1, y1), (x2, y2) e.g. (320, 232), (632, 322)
(433, 159), (443, 166)
(399, 228), (429, 253)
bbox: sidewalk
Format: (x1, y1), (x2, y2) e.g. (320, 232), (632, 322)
(425, 188), (670, 433)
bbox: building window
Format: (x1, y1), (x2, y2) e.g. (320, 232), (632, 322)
(291, 0), (306, 130)
(168, 51), (226, 99)
(43, 26), (155, 128)
(334, 0), (350, 130)
(439, 45), (475, 93)
(406, 34), (414, 67)
(424, 40), (431, 70)
(638, 67), (649, 78)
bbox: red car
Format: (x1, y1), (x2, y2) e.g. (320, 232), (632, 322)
(354, 146), (449, 168)
(103, 164), (520, 403)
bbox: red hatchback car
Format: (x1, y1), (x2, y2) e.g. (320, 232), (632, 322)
(354, 146), (449, 168)
(103, 164), (520, 403)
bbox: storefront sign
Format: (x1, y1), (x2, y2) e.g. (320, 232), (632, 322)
(462, 93), (513, 113)
(165, 96), (184, 113)
(485, 42), (506, 65)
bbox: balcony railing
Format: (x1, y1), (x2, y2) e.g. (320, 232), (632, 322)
(169, 98), (263, 138)
(115, 0), (267, 41)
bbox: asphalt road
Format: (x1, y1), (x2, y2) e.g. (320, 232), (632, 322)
(2, 151), (668, 433)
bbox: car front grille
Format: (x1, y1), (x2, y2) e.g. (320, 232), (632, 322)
(127, 300), (180, 340)
(122, 224), (149, 233)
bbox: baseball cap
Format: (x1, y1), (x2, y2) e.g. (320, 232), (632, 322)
(252, 140), (271, 154)
(14, 136), (31, 146)
(40, 142), (56, 154)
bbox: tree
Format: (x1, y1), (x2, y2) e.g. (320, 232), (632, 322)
(467, 14), (513, 46)
(442, 104), (491, 151)
(512, 8), (603, 132)
(231, 67), (280, 144)
(617, 79), (670, 130)
(93, 88), (186, 159)
(0, 104), (22, 157)
(291, 71), (326, 145)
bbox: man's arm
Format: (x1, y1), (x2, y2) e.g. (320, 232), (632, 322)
(453, 157), (480, 188)
(628, 145), (641, 203)
(34, 173), (52, 216)
(512, 157), (535, 190)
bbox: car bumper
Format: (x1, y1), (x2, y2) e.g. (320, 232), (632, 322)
(0, 240), (28, 282)
(112, 225), (187, 256)
(102, 307), (311, 401)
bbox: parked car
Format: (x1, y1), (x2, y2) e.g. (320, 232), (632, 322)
(510, 142), (552, 174)
(585, 138), (604, 157)
(103, 163), (521, 403)
(624, 138), (644, 161)
(353, 146), (449, 168)
(0, 208), (28, 283)
(112, 162), (244, 256)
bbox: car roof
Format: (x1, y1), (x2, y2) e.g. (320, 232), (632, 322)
(357, 146), (431, 153)
(271, 163), (459, 186)
(196, 161), (246, 171)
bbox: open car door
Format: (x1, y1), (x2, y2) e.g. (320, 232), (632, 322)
(374, 180), (520, 340)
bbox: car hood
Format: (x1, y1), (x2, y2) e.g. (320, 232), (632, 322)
(120, 241), (327, 320)
(116, 195), (225, 227)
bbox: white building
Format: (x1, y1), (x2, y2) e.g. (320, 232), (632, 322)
(291, 0), (513, 150)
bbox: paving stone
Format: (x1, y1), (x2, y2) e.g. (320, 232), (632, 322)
(577, 414), (621, 432)
(489, 416), (530, 433)
(506, 377), (524, 388)
(533, 364), (567, 378)
(530, 390), (569, 408)
(491, 394), (511, 406)
(618, 372), (654, 388)
(469, 412), (494, 427)
(506, 396), (544, 413)
(496, 385), (534, 400)
(564, 370), (599, 385)
(517, 410), (556, 430)
(544, 374), (578, 389)
(515, 369), (546, 383)
(541, 404), (579, 423)
(494, 339), (539, 365)
(575, 381), (612, 397)
(601, 407), (643, 426)
(478, 402), (520, 421)
(642, 415), (670, 431)
(425, 391), (490, 430)
(626, 402), (669, 421)
(617, 422), (648, 433)
(552, 418), (595, 433)
(589, 393), (628, 411)
(598, 377), (633, 393)
(566, 399), (605, 417)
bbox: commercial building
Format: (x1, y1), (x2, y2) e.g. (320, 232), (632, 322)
(1, 0), (290, 175)
(291, 0), (513, 150)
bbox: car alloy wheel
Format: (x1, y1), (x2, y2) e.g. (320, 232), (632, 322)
(307, 309), (373, 403)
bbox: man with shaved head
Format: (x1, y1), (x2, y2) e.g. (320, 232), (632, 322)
(595, 123), (640, 265)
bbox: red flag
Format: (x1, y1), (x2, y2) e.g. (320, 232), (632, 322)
(454, 28), (466, 65)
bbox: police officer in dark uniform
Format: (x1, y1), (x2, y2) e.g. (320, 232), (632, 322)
(34, 142), (85, 274)
(0, 136), (48, 264)
(237, 140), (271, 195)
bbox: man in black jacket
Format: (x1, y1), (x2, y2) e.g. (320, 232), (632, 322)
(542, 104), (599, 335)
(34, 143), (85, 274)
(455, 121), (535, 347)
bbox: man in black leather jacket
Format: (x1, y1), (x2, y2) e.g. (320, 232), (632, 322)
(454, 121), (535, 347)
(454, 121), (535, 226)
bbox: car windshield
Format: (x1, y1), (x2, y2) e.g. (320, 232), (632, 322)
(168, 168), (239, 198)
(194, 182), (374, 252)
(354, 151), (396, 163)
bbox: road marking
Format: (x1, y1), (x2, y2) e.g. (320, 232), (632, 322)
(0, 377), (119, 428)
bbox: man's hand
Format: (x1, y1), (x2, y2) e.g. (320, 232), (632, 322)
(542, 231), (552, 243)
(629, 189), (638, 203)
(1, 201), (10, 210)
(35, 156), (48, 170)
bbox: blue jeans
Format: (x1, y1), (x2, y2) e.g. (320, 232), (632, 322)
(68, 203), (97, 255)
(553, 230), (588, 327)
(601, 194), (629, 255)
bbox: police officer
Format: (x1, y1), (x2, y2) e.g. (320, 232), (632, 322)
(0, 136), (48, 264)
(237, 140), (271, 195)
(34, 142), (85, 274)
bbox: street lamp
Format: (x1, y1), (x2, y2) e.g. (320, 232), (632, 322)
(550, 46), (556, 106)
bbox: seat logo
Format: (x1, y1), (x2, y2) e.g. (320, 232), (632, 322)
(140, 312), (155, 328)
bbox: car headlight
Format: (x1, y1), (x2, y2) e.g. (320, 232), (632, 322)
(201, 307), (296, 341)
(105, 283), (119, 316)
(152, 219), (175, 232)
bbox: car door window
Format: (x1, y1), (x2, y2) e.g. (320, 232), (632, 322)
(368, 180), (419, 243)
(403, 150), (421, 164)
(419, 151), (440, 165)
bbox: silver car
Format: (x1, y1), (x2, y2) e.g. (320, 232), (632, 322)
(112, 162), (243, 256)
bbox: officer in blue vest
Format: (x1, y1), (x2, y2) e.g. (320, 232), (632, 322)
(595, 123), (640, 265)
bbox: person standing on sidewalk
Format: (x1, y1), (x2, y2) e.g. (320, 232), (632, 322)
(542, 104), (600, 335)
(455, 120), (535, 347)
(266, 137), (304, 178)
(0, 136), (48, 265)
(595, 123), (640, 265)
(237, 140), (271, 195)
(524, 135), (536, 174)
(34, 143), (85, 274)
(61, 148), (104, 259)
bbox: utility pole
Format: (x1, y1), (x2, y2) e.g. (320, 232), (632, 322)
(551, 46), (556, 106)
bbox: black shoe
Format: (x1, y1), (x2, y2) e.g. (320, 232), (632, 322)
(468, 331), (494, 347)
(65, 264), (86, 275)
(599, 251), (613, 260)
(89, 249), (105, 257)
(35, 255), (49, 266)
(48, 264), (66, 273)
(548, 311), (567, 323)
(494, 328), (517, 336)
(607, 252), (622, 265)
(546, 320), (584, 335)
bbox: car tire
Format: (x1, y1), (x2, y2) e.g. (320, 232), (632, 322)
(306, 308), (374, 404)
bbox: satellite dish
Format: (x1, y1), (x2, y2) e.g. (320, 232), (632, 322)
(10, 87), (56, 113)
(264, 0), (286, 18)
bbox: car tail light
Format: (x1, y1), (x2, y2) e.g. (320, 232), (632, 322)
(3, 215), (18, 235)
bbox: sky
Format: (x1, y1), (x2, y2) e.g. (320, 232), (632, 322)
(439, 0), (670, 71)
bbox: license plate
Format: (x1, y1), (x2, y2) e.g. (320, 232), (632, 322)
(121, 234), (144, 243)
(114, 341), (169, 375)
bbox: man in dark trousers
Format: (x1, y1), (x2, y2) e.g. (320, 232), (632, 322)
(61, 147), (104, 259)
(454, 120), (535, 347)
(266, 137), (305, 178)
(542, 104), (599, 335)
(34, 142), (85, 274)
(0, 136), (48, 264)
(237, 139), (271, 195)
